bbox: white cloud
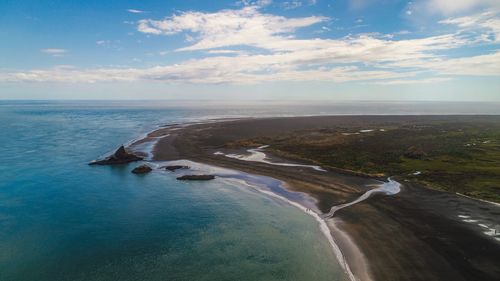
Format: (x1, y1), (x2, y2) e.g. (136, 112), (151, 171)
(40, 48), (67, 57)
(236, 0), (272, 7)
(137, 6), (327, 51)
(282, 1), (303, 10)
(395, 30), (411, 35)
(440, 9), (500, 42)
(423, 0), (500, 15)
(206, 49), (248, 55)
(127, 9), (147, 14)
(431, 51), (500, 76)
(95, 40), (122, 49)
(259, 0), (273, 5)
(136, 6), (475, 59)
(5, 49), (498, 84)
(0, 63), (413, 84)
(4, 6), (498, 85)
(373, 77), (452, 85)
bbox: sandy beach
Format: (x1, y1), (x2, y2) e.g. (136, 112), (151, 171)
(135, 116), (500, 281)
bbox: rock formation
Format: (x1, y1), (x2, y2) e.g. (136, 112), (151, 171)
(176, 175), (215, 181)
(164, 165), (190, 171)
(89, 145), (143, 165)
(131, 164), (153, 174)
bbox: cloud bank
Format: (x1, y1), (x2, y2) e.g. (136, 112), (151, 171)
(2, 5), (500, 85)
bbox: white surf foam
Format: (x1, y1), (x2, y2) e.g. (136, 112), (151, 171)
(224, 177), (357, 281)
(148, 159), (358, 281)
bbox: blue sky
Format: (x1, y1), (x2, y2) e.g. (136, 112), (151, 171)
(0, 0), (499, 100)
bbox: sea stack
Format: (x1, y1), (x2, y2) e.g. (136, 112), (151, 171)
(131, 164), (153, 174)
(164, 165), (190, 171)
(89, 145), (143, 165)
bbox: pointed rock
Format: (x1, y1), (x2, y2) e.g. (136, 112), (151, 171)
(89, 145), (143, 165)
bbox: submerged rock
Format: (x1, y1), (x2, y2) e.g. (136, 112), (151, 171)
(131, 164), (153, 174)
(176, 175), (215, 181)
(164, 165), (190, 171)
(89, 145), (143, 165)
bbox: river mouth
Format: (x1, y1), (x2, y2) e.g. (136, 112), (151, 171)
(324, 178), (401, 218)
(210, 144), (401, 219)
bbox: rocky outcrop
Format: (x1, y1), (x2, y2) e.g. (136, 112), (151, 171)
(164, 165), (190, 171)
(176, 175), (215, 181)
(89, 145), (143, 165)
(131, 164), (153, 174)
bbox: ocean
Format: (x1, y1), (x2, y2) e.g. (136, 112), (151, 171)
(1, 100), (499, 281)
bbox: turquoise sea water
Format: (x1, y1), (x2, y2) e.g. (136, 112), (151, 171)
(2, 100), (500, 281)
(0, 101), (351, 281)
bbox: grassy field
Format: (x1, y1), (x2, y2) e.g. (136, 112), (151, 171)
(226, 119), (500, 203)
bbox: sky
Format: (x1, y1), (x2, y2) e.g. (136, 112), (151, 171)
(0, 0), (499, 100)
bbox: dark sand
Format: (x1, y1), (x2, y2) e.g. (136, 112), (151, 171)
(141, 116), (500, 281)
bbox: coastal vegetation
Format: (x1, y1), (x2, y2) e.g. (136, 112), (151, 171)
(226, 119), (500, 203)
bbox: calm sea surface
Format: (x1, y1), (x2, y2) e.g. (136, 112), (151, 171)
(1, 100), (499, 281)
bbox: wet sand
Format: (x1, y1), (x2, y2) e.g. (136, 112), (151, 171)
(139, 116), (500, 281)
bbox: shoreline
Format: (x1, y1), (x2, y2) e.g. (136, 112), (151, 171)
(129, 115), (500, 281)
(128, 119), (374, 281)
(456, 192), (500, 207)
(221, 173), (357, 281)
(140, 157), (363, 280)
